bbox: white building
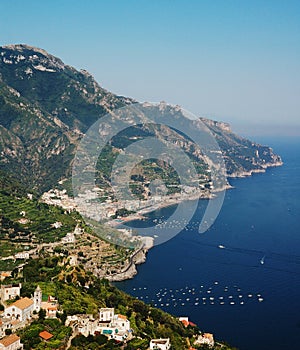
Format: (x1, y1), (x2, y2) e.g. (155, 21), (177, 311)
(14, 253), (30, 260)
(0, 284), (21, 302)
(66, 315), (97, 337)
(98, 309), (130, 333)
(67, 308), (132, 342)
(77, 315), (98, 337)
(73, 225), (83, 235)
(69, 255), (78, 266)
(41, 296), (59, 318)
(0, 334), (23, 350)
(4, 297), (34, 322)
(194, 333), (214, 348)
(51, 221), (62, 229)
(33, 286), (42, 313)
(62, 232), (75, 244)
(111, 314), (130, 332)
(0, 319), (13, 338)
(99, 308), (114, 323)
(149, 338), (171, 350)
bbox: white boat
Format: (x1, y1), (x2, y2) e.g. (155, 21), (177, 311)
(260, 256), (265, 265)
(218, 245), (226, 249)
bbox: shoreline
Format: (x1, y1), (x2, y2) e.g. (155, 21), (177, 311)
(107, 161), (283, 281)
(41, 161), (283, 282)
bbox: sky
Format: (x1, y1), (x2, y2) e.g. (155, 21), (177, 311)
(0, 0), (300, 137)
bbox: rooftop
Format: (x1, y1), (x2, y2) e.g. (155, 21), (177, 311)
(39, 330), (54, 341)
(9, 297), (33, 310)
(0, 334), (20, 346)
(117, 314), (127, 320)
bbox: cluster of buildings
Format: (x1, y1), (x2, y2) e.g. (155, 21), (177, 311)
(67, 308), (177, 349)
(179, 317), (215, 348)
(1, 284), (42, 326)
(66, 307), (132, 342)
(0, 283), (214, 349)
(194, 332), (215, 347)
(0, 283), (59, 349)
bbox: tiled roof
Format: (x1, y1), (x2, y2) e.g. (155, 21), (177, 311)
(10, 297), (33, 310)
(180, 319), (189, 327)
(117, 314), (127, 320)
(0, 334), (20, 346)
(39, 330), (53, 340)
(203, 333), (214, 340)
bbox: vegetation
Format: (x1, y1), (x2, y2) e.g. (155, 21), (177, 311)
(0, 172), (80, 264)
(18, 318), (72, 350)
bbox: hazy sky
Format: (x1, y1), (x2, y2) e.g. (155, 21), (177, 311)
(1, 0), (299, 136)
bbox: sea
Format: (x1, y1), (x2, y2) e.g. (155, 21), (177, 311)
(116, 137), (300, 350)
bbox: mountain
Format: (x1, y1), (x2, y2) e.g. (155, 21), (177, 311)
(0, 44), (282, 195)
(0, 44), (132, 192)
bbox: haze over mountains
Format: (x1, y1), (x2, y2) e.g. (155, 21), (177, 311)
(0, 44), (282, 194)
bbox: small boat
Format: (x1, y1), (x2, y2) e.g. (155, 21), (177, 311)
(218, 245), (226, 249)
(260, 256), (265, 265)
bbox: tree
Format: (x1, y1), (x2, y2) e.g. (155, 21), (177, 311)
(38, 308), (46, 321)
(5, 328), (12, 335)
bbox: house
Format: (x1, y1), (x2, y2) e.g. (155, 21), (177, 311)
(76, 315), (97, 337)
(62, 232), (75, 244)
(14, 253), (29, 260)
(39, 331), (53, 341)
(73, 225), (83, 235)
(41, 296), (58, 319)
(99, 308), (114, 323)
(178, 317), (189, 327)
(0, 319), (12, 338)
(4, 298), (33, 322)
(0, 334), (23, 350)
(111, 314), (130, 332)
(194, 333), (214, 348)
(15, 253), (29, 260)
(0, 284), (21, 302)
(69, 255), (78, 266)
(66, 315), (97, 337)
(149, 338), (171, 350)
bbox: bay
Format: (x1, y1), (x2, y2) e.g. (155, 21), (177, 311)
(116, 138), (300, 350)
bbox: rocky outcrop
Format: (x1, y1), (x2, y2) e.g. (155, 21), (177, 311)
(105, 247), (149, 282)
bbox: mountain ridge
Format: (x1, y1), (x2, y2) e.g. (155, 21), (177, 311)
(0, 44), (282, 195)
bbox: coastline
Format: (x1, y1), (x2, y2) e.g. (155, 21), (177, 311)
(227, 160), (283, 178)
(41, 160), (283, 282)
(106, 160), (283, 281)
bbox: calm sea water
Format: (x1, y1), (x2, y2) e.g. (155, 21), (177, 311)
(116, 138), (300, 350)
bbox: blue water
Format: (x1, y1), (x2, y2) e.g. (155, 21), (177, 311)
(116, 138), (300, 350)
